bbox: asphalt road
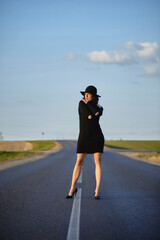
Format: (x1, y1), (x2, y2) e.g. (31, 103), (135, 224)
(0, 140), (160, 240)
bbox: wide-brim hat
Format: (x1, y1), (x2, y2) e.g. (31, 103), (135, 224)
(80, 85), (101, 97)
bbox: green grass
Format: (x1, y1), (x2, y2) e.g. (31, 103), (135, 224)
(104, 140), (160, 150)
(0, 140), (57, 162)
(28, 140), (56, 151)
(0, 151), (43, 163)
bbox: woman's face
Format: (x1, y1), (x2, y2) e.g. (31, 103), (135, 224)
(84, 92), (93, 102)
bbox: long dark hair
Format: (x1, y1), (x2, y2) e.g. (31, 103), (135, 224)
(83, 94), (99, 104)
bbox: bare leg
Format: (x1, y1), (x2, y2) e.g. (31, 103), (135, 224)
(68, 153), (86, 196)
(94, 152), (102, 196)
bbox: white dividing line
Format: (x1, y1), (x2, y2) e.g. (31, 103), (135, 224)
(67, 188), (82, 240)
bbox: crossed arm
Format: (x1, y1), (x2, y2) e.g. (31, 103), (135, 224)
(80, 99), (103, 119)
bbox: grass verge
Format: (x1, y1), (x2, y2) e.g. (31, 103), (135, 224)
(105, 140), (160, 150)
(28, 140), (56, 151)
(0, 151), (43, 163)
(0, 140), (58, 163)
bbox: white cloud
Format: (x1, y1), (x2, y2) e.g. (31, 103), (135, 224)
(143, 62), (160, 76)
(87, 50), (135, 64)
(138, 42), (160, 58)
(86, 41), (160, 77)
(67, 53), (78, 60)
(124, 41), (143, 50)
(125, 41), (160, 59)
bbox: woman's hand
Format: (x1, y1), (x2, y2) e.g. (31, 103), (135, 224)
(81, 99), (88, 104)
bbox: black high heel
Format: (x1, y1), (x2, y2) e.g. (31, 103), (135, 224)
(93, 191), (100, 199)
(66, 188), (78, 199)
(94, 196), (100, 199)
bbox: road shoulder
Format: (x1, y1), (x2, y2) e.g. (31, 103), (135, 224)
(104, 146), (160, 166)
(117, 151), (160, 166)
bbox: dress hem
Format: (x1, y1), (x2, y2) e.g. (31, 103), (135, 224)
(76, 151), (103, 154)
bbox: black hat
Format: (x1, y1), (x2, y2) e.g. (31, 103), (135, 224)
(80, 85), (101, 97)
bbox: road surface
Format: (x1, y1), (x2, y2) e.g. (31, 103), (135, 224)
(0, 140), (160, 240)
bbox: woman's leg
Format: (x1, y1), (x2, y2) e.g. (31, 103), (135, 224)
(94, 152), (102, 196)
(68, 153), (86, 196)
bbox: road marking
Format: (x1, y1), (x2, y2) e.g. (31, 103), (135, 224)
(67, 188), (82, 240)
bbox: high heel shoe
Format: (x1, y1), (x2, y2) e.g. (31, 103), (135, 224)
(66, 188), (78, 199)
(93, 191), (100, 199)
(94, 196), (100, 199)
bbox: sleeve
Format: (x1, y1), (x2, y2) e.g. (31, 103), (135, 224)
(86, 100), (103, 116)
(79, 100), (93, 118)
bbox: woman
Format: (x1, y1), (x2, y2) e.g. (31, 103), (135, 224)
(66, 85), (104, 200)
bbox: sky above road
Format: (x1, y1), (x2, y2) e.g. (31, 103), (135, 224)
(0, 0), (160, 140)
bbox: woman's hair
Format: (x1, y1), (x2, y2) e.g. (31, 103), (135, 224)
(83, 94), (99, 104)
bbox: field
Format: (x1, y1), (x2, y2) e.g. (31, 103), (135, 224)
(0, 140), (57, 163)
(27, 140), (56, 151)
(0, 151), (43, 163)
(104, 140), (160, 150)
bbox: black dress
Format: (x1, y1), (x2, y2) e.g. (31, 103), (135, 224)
(77, 100), (105, 154)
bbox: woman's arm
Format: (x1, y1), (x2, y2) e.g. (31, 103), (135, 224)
(79, 100), (93, 119)
(86, 100), (103, 116)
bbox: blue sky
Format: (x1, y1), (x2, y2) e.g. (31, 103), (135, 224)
(0, 0), (160, 140)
